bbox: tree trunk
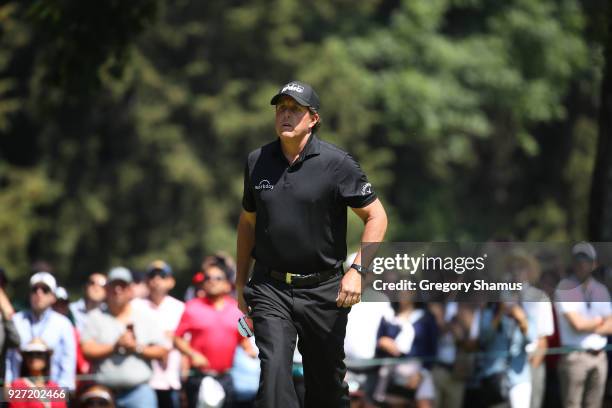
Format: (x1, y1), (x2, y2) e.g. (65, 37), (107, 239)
(589, 4), (612, 241)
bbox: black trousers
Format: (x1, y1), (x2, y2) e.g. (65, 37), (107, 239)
(243, 267), (351, 408)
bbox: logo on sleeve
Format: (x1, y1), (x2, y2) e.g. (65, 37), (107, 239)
(255, 179), (274, 190)
(361, 183), (372, 195)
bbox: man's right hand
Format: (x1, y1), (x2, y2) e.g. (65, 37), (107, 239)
(190, 351), (209, 368)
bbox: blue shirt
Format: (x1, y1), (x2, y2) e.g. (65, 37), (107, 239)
(5, 309), (76, 390)
(477, 306), (535, 387)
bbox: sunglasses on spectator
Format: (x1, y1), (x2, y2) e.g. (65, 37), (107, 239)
(30, 285), (51, 294)
(147, 270), (171, 279)
(204, 275), (227, 282)
(87, 279), (107, 287)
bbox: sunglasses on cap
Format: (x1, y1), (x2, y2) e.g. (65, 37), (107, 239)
(30, 285), (51, 294)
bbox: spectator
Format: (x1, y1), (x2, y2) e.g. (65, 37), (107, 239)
(230, 336), (260, 408)
(52, 287), (71, 321)
(79, 385), (115, 408)
(7, 338), (67, 408)
(375, 295), (438, 407)
(555, 242), (612, 408)
(506, 253), (554, 408)
(130, 271), (149, 300)
(132, 260), (185, 408)
(80, 267), (168, 408)
(5, 272), (76, 390)
(69, 272), (107, 333)
(174, 257), (256, 408)
(477, 301), (534, 408)
(429, 302), (479, 408)
(0, 267), (20, 386)
(344, 286), (394, 402)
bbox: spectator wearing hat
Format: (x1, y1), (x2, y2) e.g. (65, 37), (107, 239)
(0, 267), (20, 386)
(70, 272), (107, 333)
(80, 267), (167, 408)
(132, 261), (185, 408)
(79, 384), (115, 408)
(555, 242), (612, 408)
(5, 272), (76, 391)
(7, 338), (67, 408)
(174, 258), (256, 408)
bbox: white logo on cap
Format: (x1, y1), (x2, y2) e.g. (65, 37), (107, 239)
(255, 179), (274, 190)
(361, 183), (372, 195)
(282, 83), (304, 93)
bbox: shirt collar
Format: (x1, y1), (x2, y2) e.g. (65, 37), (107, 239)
(27, 308), (52, 323)
(275, 133), (321, 165)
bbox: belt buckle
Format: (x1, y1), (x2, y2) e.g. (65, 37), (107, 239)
(285, 272), (294, 284)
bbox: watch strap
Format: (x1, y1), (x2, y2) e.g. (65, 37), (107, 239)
(350, 263), (367, 277)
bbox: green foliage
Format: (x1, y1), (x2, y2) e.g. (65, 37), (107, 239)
(0, 0), (604, 291)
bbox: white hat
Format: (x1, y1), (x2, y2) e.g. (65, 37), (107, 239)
(197, 376), (225, 408)
(29, 272), (57, 293)
(55, 286), (68, 301)
(572, 242), (597, 261)
(20, 338), (51, 353)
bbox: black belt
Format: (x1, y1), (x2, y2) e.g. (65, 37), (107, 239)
(265, 266), (342, 287)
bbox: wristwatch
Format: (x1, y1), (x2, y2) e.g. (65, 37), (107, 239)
(350, 263), (367, 277)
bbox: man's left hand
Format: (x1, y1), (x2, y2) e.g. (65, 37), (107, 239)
(336, 269), (362, 308)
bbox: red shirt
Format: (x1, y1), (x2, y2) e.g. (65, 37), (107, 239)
(8, 379), (67, 408)
(175, 295), (243, 372)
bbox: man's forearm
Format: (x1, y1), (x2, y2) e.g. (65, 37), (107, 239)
(141, 345), (168, 360)
(236, 212), (256, 288)
(352, 199), (387, 267)
(174, 335), (196, 358)
(81, 341), (115, 360)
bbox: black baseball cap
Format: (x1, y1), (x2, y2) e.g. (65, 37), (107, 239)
(270, 80), (320, 111)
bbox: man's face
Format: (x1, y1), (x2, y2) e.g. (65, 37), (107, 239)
(30, 284), (55, 313)
(146, 272), (174, 296)
(105, 280), (133, 308)
(202, 266), (231, 297)
(573, 257), (595, 282)
(86, 273), (107, 303)
(275, 96), (318, 140)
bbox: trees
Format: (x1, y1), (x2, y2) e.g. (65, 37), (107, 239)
(0, 0), (604, 287)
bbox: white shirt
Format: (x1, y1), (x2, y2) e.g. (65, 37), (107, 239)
(554, 277), (611, 350)
(132, 296), (185, 390)
(344, 299), (394, 360)
(522, 285), (555, 353)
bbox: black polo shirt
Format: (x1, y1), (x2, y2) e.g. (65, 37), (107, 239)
(242, 134), (377, 274)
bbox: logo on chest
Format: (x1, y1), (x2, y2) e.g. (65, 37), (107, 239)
(254, 179), (274, 190)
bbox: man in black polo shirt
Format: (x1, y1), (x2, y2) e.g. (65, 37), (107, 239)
(236, 80), (388, 407)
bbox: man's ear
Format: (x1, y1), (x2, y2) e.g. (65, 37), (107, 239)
(309, 112), (320, 128)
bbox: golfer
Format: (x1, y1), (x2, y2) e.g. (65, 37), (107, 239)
(236, 80), (387, 407)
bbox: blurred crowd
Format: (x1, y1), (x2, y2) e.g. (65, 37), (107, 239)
(0, 242), (610, 408)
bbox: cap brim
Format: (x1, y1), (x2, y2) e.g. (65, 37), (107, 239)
(270, 93), (311, 107)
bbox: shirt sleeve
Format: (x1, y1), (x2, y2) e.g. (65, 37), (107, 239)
(56, 319), (76, 390)
(336, 154), (377, 208)
(242, 159), (256, 212)
(79, 312), (98, 342)
(174, 307), (191, 338)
